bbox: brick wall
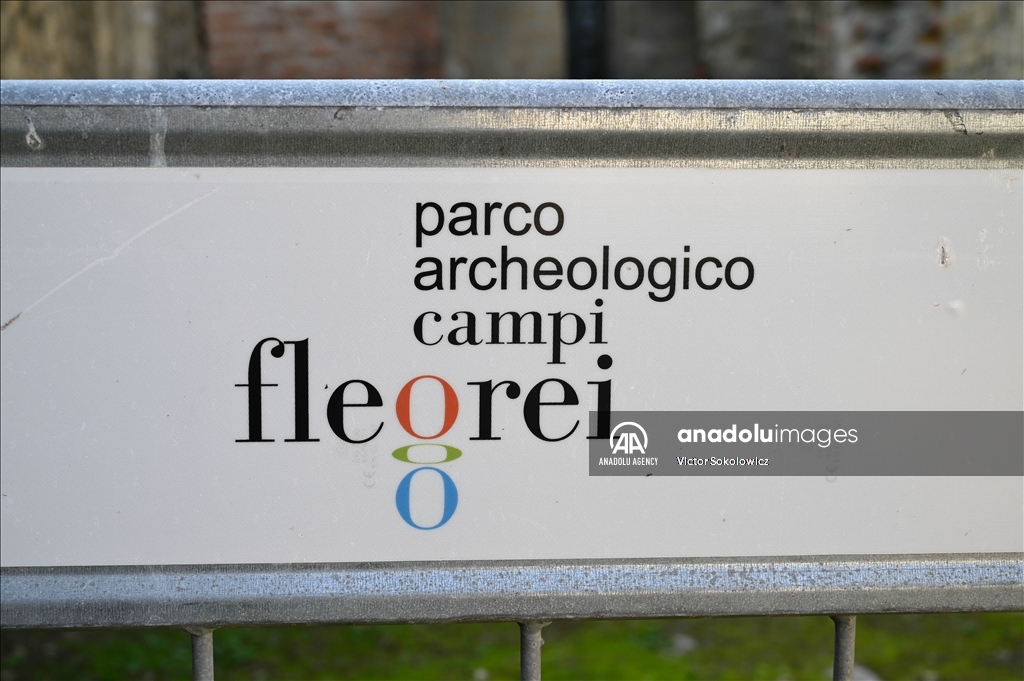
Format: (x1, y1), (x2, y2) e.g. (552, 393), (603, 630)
(203, 0), (443, 79)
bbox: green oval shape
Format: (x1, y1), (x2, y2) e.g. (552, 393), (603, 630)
(392, 444), (462, 465)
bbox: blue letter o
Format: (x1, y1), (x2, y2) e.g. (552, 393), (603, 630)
(395, 467), (458, 530)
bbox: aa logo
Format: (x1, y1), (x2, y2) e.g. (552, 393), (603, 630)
(609, 421), (648, 454)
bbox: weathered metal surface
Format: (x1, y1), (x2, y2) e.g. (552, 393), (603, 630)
(1, 80), (1021, 168)
(3, 79), (1022, 109)
(2, 554), (1021, 628)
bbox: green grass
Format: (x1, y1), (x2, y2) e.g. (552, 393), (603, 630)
(2, 612), (1022, 680)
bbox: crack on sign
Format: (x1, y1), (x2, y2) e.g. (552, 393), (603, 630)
(0, 187), (221, 332)
(1, 312), (22, 332)
(942, 109), (968, 135)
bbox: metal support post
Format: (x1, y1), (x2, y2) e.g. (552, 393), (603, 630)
(830, 615), (856, 681)
(186, 627), (215, 681)
(519, 620), (550, 681)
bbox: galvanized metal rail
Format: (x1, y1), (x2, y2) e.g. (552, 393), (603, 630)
(2, 79), (1023, 680)
(4, 554), (1022, 628)
(2, 79), (1022, 169)
(2, 554), (1023, 678)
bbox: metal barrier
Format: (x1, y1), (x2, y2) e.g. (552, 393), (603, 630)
(3, 554), (1022, 678)
(2, 80), (1022, 680)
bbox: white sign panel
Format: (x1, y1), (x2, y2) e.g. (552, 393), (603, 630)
(2, 167), (1021, 567)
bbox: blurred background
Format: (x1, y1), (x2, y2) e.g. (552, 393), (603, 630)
(1, 0), (1022, 80)
(1, 1), (1023, 679)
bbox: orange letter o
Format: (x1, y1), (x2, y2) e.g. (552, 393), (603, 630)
(395, 375), (459, 439)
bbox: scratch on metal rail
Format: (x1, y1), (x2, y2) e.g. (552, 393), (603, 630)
(942, 109), (968, 135)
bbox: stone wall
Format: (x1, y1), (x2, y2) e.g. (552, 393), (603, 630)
(1, 0), (204, 79)
(606, 1), (698, 79)
(831, 0), (944, 79)
(443, 1), (565, 78)
(945, 0), (1024, 78)
(697, 0), (795, 78)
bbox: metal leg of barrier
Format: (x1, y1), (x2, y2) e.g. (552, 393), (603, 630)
(186, 627), (215, 681)
(519, 620), (550, 681)
(830, 615), (856, 681)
